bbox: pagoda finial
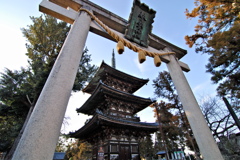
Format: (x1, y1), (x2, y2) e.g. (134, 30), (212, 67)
(112, 49), (116, 69)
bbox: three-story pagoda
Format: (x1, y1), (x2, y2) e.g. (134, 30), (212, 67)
(70, 58), (158, 160)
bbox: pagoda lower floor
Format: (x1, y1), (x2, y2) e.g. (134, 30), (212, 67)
(92, 134), (141, 160)
(70, 111), (158, 160)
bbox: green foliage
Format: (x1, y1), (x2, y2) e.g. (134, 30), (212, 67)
(0, 104), (25, 152)
(73, 47), (98, 91)
(0, 68), (32, 113)
(218, 134), (240, 159)
(153, 70), (176, 101)
(152, 102), (185, 151)
(0, 68), (31, 152)
(0, 14), (97, 152)
(185, 0), (240, 101)
(139, 135), (154, 158)
(206, 22), (240, 99)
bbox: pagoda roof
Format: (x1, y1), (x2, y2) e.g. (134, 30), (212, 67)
(77, 81), (153, 115)
(70, 110), (158, 139)
(82, 61), (149, 94)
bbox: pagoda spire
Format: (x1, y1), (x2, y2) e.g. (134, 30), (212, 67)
(111, 49), (116, 69)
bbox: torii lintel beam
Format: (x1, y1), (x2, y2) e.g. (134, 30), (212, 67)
(39, 0), (190, 72)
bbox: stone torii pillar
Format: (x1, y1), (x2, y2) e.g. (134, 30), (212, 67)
(12, 0), (224, 160)
(166, 54), (223, 160)
(12, 5), (92, 160)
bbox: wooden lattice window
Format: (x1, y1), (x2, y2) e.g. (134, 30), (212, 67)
(132, 145), (138, 152)
(111, 145), (118, 152)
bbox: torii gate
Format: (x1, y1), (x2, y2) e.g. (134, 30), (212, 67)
(12, 0), (224, 160)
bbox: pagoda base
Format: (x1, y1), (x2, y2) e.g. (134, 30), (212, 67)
(91, 134), (141, 160)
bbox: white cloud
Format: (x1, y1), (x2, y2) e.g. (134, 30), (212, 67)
(134, 57), (146, 73)
(192, 81), (217, 99)
(62, 91), (91, 134)
(0, 24), (28, 71)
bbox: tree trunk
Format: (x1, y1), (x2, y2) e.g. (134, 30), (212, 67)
(154, 103), (169, 160)
(222, 97), (240, 130)
(4, 106), (34, 160)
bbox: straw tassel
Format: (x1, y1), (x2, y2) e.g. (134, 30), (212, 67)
(154, 55), (161, 67)
(138, 50), (146, 63)
(116, 41), (124, 54)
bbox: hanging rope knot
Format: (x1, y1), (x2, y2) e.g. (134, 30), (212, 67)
(117, 41), (124, 54)
(138, 50), (146, 63)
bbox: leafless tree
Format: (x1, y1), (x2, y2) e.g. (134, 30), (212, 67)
(199, 96), (238, 140)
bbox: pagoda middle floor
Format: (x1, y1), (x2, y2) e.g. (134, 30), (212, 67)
(70, 62), (158, 160)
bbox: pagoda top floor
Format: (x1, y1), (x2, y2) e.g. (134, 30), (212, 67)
(82, 61), (149, 94)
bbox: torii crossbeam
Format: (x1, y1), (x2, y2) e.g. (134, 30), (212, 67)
(12, 0), (224, 160)
(40, 0), (191, 71)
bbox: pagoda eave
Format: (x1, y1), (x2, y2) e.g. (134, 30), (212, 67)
(77, 81), (153, 115)
(70, 112), (158, 139)
(82, 61), (149, 94)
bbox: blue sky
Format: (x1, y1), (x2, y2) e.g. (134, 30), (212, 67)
(0, 0), (217, 133)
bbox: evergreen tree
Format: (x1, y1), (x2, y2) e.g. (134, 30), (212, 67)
(153, 71), (239, 158)
(152, 102), (185, 153)
(185, 0), (240, 102)
(139, 135), (154, 159)
(152, 71), (200, 158)
(0, 15), (97, 154)
(0, 68), (32, 152)
(206, 22), (240, 100)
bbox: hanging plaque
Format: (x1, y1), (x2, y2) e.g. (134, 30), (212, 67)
(125, 0), (156, 47)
